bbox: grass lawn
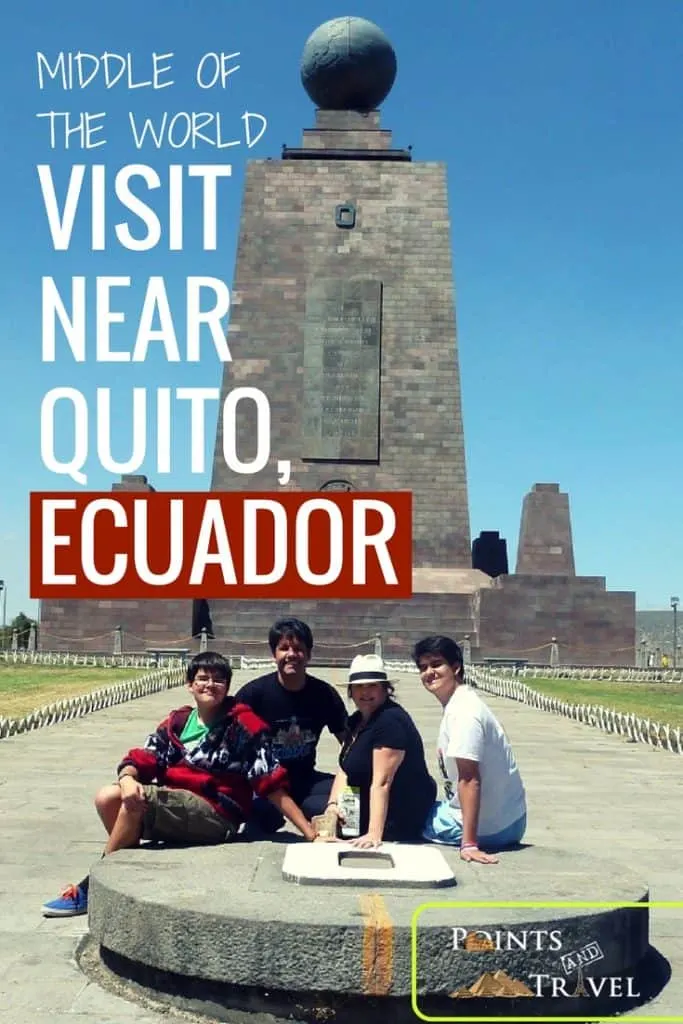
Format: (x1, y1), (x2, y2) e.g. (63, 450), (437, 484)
(0, 665), (168, 718)
(522, 677), (683, 729)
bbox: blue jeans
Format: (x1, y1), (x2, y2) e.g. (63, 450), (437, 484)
(422, 800), (527, 848)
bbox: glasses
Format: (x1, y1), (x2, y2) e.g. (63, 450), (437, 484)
(192, 678), (228, 691)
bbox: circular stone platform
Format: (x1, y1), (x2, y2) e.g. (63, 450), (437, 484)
(81, 839), (667, 1024)
(84, 839), (663, 1022)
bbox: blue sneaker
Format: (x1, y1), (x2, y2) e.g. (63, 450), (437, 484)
(42, 883), (88, 917)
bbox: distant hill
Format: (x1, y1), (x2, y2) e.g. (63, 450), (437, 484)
(636, 610), (680, 654)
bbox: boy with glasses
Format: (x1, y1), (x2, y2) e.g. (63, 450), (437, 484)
(42, 651), (317, 917)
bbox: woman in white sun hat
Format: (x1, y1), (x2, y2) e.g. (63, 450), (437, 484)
(323, 654), (436, 847)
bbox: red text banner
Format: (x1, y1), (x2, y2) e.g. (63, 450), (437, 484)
(30, 491), (412, 599)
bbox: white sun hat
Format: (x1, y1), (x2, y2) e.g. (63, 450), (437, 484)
(346, 653), (390, 685)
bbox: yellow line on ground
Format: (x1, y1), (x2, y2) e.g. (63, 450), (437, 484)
(359, 892), (394, 996)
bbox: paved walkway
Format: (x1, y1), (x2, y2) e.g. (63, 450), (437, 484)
(0, 668), (681, 1022)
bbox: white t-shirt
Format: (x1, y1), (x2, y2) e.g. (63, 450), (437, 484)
(437, 685), (526, 837)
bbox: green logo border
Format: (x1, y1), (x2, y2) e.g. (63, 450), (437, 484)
(410, 900), (683, 1023)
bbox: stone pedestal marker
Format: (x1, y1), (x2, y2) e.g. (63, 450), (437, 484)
(281, 842), (456, 887)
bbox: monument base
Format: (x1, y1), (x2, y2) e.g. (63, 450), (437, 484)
(83, 840), (663, 1021)
(207, 590), (480, 664)
(38, 567), (635, 666)
(479, 574), (636, 666)
(281, 841), (455, 887)
(37, 479), (635, 666)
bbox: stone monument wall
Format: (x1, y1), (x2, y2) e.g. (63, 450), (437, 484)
(479, 575), (636, 666)
(211, 110), (471, 570)
(38, 475), (194, 653)
(516, 483), (576, 575)
(209, 591), (480, 664)
(38, 598), (192, 654)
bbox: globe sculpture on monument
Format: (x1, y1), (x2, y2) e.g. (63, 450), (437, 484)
(300, 16), (397, 111)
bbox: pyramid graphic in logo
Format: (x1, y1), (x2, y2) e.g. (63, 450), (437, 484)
(450, 970), (535, 998)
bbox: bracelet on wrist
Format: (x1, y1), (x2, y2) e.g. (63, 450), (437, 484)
(461, 842), (478, 850)
(326, 800), (338, 808)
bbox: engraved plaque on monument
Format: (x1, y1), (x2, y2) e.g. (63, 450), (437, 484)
(302, 278), (382, 461)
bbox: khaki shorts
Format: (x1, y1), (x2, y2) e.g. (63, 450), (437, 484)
(141, 786), (237, 845)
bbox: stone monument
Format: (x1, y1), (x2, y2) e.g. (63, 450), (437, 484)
(207, 15), (490, 656)
(477, 483), (635, 664)
(38, 18), (636, 666)
(516, 483), (575, 575)
(211, 16), (471, 568)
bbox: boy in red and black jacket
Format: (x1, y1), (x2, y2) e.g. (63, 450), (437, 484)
(42, 651), (317, 918)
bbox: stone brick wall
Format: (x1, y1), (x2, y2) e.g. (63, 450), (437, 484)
(208, 592), (479, 663)
(301, 109), (393, 150)
(479, 575), (635, 666)
(39, 598), (193, 654)
(39, 475), (192, 654)
(211, 109), (471, 569)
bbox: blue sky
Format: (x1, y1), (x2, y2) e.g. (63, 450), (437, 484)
(1, 0), (682, 621)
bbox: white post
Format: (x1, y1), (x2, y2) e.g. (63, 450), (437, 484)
(550, 637), (560, 667)
(639, 639), (648, 669)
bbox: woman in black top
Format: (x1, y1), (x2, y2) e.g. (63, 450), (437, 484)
(324, 655), (436, 847)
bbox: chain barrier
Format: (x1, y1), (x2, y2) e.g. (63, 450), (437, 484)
(469, 666), (683, 757)
(0, 665), (186, 741)
(213, 638), (290, 648)
(37, 630), (116, 643)
(30, 631), (377, 653)
(123, 632), (196, 646)
(480, 642), (553, 656)
(314, 639), (375, 650)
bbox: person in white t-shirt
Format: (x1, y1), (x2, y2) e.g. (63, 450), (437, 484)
(413, 636), (527, 865)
